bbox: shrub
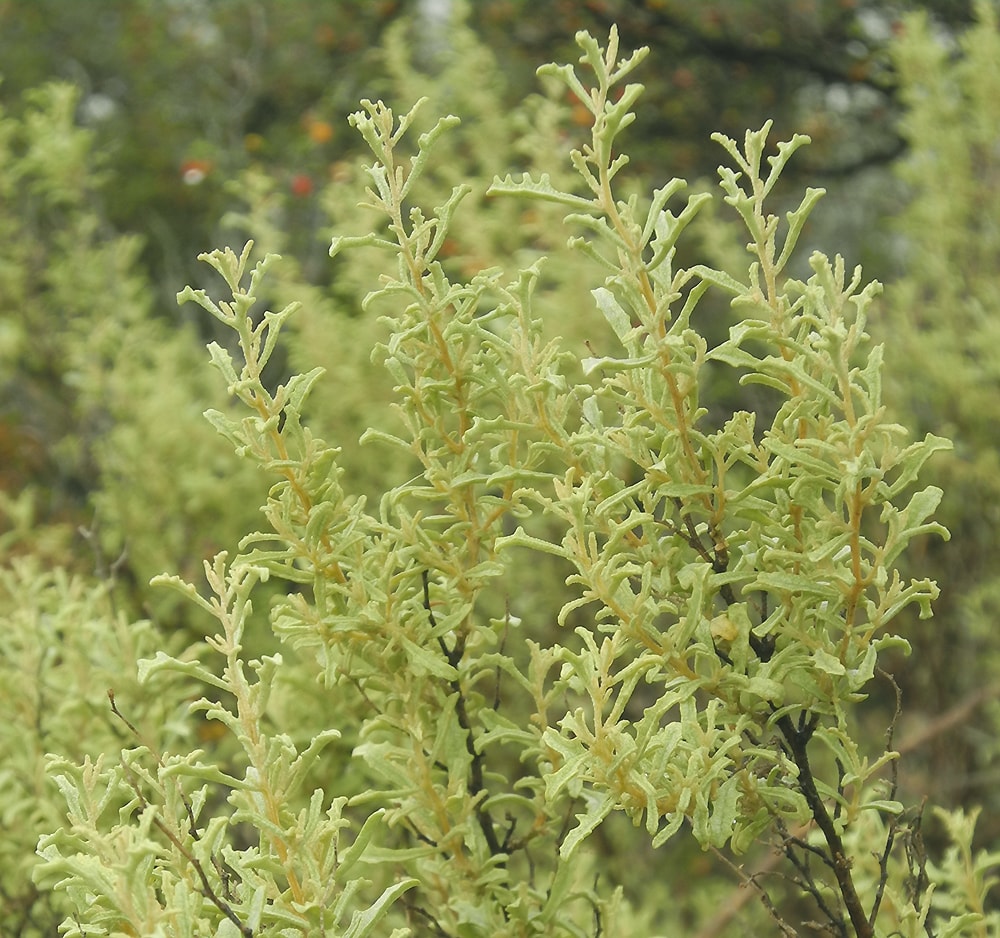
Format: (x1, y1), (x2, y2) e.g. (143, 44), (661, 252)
(23, 26), (998, 938)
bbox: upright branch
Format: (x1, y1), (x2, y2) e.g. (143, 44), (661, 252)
(492, 28), (950, 936)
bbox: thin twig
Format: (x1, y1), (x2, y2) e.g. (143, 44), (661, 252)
(869, 670), (904, 927)
(701, 683), (1000, 937)
(109, 693), (251, 936)
(118, 748), (251, 936)
(701, 846), (798, 938)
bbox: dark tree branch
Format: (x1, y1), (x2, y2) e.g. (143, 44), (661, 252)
(424, 570), (504, 859)
(580, 3), (898, 95)
(778, 713), (873, 938)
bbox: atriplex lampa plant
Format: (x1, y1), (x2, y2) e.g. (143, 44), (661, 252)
(484, 28), (951, 937)
(37, 27), (952, 938)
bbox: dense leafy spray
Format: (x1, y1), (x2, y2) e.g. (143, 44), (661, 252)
(10, 23), (999, 938)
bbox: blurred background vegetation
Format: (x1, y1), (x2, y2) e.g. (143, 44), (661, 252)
(1, 0), (998, 933)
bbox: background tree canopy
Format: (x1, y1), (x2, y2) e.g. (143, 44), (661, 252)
(0, 0), (977, 292)
(1, 1), (998, 934)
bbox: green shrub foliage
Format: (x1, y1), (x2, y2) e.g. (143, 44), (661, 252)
(21, 26), (999, 938)
(880, 0), (1000, 812)
(0, 80), (267, 614)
